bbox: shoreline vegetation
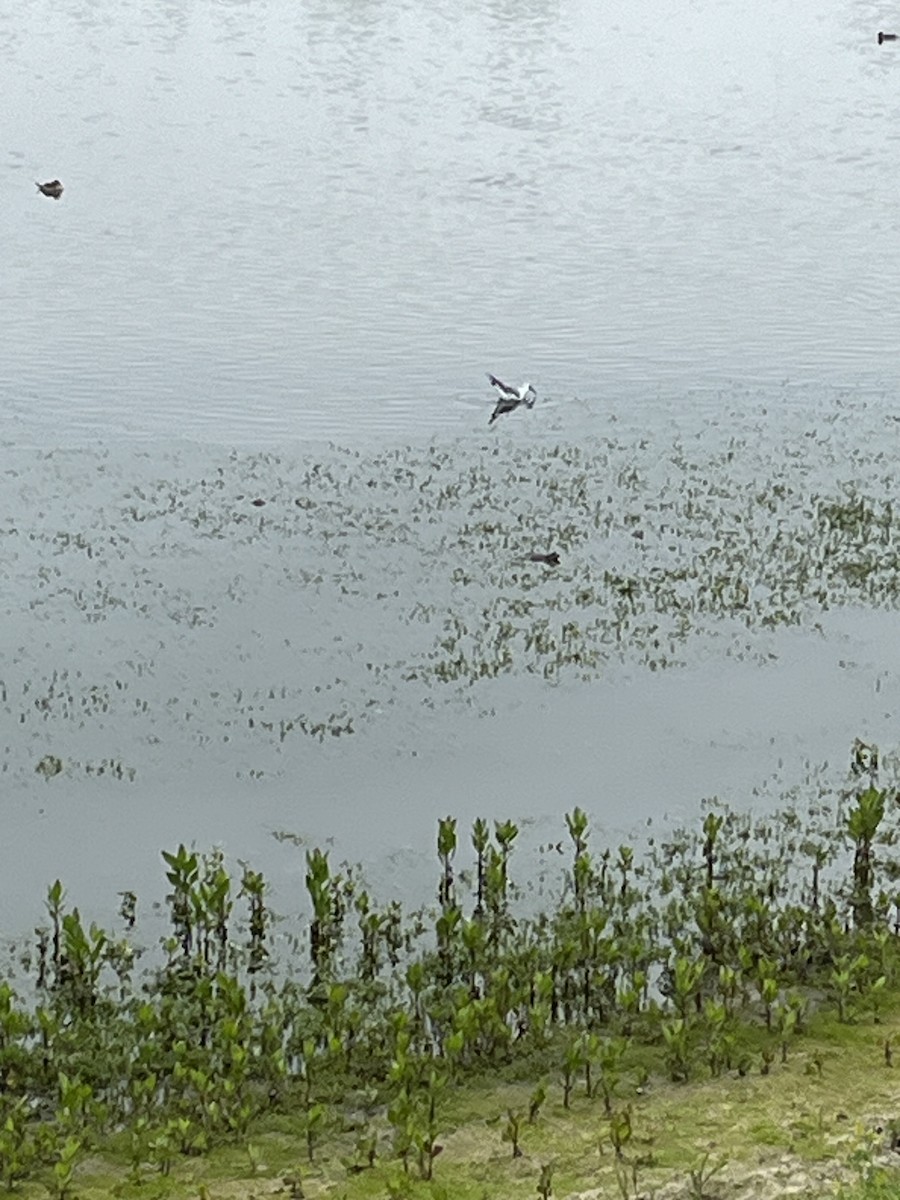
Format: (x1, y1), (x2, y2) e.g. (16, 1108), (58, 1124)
(4, 751), (900, 1198)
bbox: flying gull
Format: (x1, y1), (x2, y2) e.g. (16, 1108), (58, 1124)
(487, 373), (536, 425)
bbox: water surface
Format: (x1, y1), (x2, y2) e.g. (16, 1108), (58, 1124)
(2, 392), (899, 939)
(3, 0), (899, 442)
(3, 0), (900, 940)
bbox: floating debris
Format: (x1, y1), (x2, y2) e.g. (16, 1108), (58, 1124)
(878, 31), (897, 43)
(529, 552), (560, 567)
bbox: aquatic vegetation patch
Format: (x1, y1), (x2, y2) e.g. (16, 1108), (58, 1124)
(4, 420), (900, 793)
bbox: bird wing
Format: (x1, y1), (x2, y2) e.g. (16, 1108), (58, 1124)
(487, 373), (517, 398)
(489, 396), (518, 424)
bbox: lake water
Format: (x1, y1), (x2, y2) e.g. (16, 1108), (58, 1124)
(4, 0), (900, 443)
(3, 0), (900, 944)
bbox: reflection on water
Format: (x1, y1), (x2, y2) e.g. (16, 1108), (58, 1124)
(2, 0), (899, 444)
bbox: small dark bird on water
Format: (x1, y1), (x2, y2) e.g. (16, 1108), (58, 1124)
(878, 31), (897, 43)
(529, 552), (560, 566)
(487, 373), (537, 425)
(35, 180), (64, 198)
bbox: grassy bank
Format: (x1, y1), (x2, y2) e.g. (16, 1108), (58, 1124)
(4, 754), (900, 1199)
(29, 1013), (900, 1199)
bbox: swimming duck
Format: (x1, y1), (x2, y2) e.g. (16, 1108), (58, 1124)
(35, 180), (64, 198)
(487, 373), (537, 425)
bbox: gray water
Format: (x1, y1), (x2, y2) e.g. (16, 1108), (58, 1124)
(3, 0), (900, 443)
(2, 393), (899, 941)
(3, 0), (900, 942)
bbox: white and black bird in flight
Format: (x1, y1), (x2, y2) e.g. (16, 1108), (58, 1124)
(486, 374), (537, 425)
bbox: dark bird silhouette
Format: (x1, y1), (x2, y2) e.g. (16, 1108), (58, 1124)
(878, 31), (897, 43)
(35, 180), (64, 198)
